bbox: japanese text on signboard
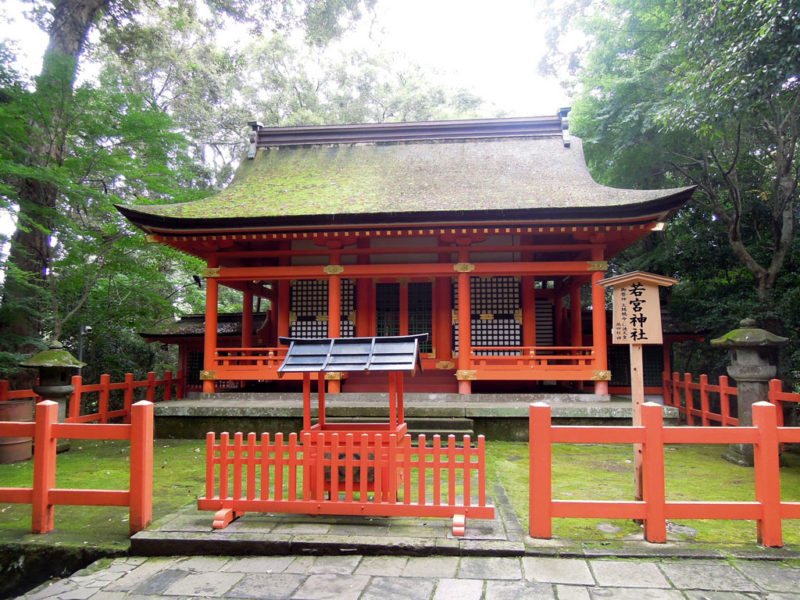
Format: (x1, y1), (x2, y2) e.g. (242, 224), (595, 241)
(611, 280), (663, 344)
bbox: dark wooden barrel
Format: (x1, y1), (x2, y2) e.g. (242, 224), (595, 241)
(0, 399), (34, 463)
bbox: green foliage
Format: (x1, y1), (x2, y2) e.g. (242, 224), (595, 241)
(545, 0), (800, 380)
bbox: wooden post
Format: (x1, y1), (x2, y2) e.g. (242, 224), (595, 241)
(302, 373), (311, 431)
(123, 373), (134, 424)
(99, 374), (110, 423)
(163, 371), (173, 403)
(146, 372), (156, 403)
(129, 401), (154, 534)
(591, 269), (608, 394)
(203, 259), (219, 394)
(521, 276), (537, 348)
(598, 271), (677, 508)
(32, 400), (58, 533)
(435, 277), (453, 361)
(242, 288), (254, 348)
(570, 281), (583, 347)
(68, 375), (82, 422)
(642, 402), (666, 542)
(630, 343), (644, 501)
(529, 403), (552, 538)
(457, 270), (472, 394)
(753, 401), (782, 547)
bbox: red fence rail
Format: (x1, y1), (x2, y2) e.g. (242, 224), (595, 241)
(0, 371), (183, 423)
(529, 401), (800, 547)
(198, 431), (494, 535)
(662, 372), (800, 427)
(0, 400), (153, 535)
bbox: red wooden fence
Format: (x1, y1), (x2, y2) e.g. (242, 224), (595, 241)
(198, 431), (494, 535)
(0, 400), (153, 535)
(529, 401), (800, 547)
(0, 371), (183, 423)
(663, 372), (800, 427)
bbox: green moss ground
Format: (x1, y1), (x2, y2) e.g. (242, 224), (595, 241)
(486, 441), (800, 547)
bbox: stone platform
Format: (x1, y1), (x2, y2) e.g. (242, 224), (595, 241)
(153, 392), (677, 440)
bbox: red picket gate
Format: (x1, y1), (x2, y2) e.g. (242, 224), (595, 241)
(0, 400), (153, 535)
(198, 430), (494, 535)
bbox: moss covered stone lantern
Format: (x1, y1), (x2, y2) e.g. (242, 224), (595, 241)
(19, 340), (85, 451)
(711, 318), (788, 466)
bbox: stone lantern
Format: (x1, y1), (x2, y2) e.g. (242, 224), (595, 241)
(711, 318), (788, 466)
(19, 340), (86, 452)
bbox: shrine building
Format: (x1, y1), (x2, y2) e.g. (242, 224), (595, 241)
(119, 112), (695, 396)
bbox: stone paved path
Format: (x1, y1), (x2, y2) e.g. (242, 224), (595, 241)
(16, 554), (800, 599)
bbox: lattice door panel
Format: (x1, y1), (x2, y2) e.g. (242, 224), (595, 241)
(452, 276), (522, 355)
(289, 279), (355, 338)
(408, 282), (432, 353)
(375, 282), (400, 337)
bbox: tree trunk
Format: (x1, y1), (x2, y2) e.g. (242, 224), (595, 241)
(0, 0), (110, 379)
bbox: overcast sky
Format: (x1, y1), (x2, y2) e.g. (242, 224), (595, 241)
(1, 0), (569, 117)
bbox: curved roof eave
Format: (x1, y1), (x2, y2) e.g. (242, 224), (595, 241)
(116, 187), (695, 235)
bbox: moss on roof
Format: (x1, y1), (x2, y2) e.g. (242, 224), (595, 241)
(123, 137), (692, 222)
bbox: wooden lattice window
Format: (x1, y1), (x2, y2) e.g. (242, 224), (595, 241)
(289, 279), (355, 338)
(453, 276), (522, 355)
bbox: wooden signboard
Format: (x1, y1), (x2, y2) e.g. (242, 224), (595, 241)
(599, 271), (677, 509)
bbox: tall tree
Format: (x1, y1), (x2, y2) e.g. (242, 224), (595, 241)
(544, 0), (799, 309)
(0, 0), (373, 379)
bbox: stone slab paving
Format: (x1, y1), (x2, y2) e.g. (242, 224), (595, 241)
(17, 554), (800, 600)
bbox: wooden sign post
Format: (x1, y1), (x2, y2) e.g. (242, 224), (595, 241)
(599, 271), (677, 502)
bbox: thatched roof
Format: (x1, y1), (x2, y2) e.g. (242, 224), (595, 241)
(118, 116), (694, 233)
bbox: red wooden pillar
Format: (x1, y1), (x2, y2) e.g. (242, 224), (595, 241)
(590, 250), (608, 394)
(203, 258), (219, 394)
(327, 255), (342, 393)
(356, 240), (371, 337)
(434, 277), (453, 361)
(522, 276), (537, 348)
(32, 400), (58, 533)
(277, 243), (290, 341)
(456, 266), (472, 395)
(399, 280), (409, 335)
(570, 280), (582, 347)
(242, 288), (253, 348)
(554, 288), (565, 346)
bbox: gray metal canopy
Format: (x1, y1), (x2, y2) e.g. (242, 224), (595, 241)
(278, 334), (427, 373)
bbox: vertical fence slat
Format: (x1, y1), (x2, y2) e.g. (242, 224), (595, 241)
(529, 403), (552, 539)
(753, 402), (783, 547)
(417, 435), (427, 507)
(261, 433), (270, 501)
(478, 435), (487, 507)
(433, 435), (441, 506)
(699, 374), (710, 427)
(463, 435), (472, 507)
(288, 433), (298, 501)
(720, 375), (732, 426)
(275, 433), (285, 501)
(219, 433), (230, 500)
(344, 434), (354, 503)
(402, 435), (411, 505)
(447, 435), (456, 506)
(358, 434), (368, 501)
(246, 432), (257, 501)
(99, 374), (110, 423)
(205, 433), (216, 500)
(233, 433), (244, 501)
(330, 434), (340, 502)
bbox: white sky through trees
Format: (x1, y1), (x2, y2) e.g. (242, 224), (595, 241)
(1, 0), (569, 116)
